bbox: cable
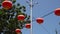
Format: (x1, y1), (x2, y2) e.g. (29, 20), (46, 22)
(32, 11), (54, 22)
(40, 25), (50, 34)
(41, 11), (54, 18)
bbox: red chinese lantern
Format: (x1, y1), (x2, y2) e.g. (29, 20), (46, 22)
(36, 18), (44, 24)
(54, 8), (60, 16)
(25, 23), (31, 29)
(17, 15), (25, 21)
(15, 29), (21, 33)
(2, 0), (12, 10)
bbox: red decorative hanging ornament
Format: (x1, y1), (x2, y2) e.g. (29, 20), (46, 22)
(15, 29), (21, 33)
(25, 23), (31, 29)
(2, 0), (12, 10)
(36, 18), (44, 24)
(17, 15), (25, 21)
(54, 8), (60, 16)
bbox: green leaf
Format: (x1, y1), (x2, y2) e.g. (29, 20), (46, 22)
(17, 3), (20, 6)
(0, 3), (1, 7)
(0, 9), (2, 14)
(22, 6), (26, 9)
(12, 0), (16, 3)
(19, 7), (22, 9)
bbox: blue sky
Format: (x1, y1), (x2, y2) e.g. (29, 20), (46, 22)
(16, 0), (60, 34)
(32, 0), (60, 34)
